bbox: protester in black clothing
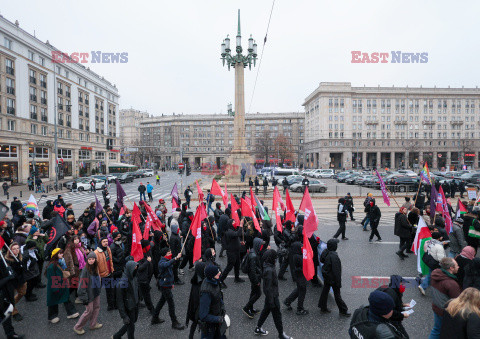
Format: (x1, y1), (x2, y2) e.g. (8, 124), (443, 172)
(277, 221), (295, 280)
(138, 183), (146, 202)
(284, 241), (308, 315)
(138, 240), (154, 316)
(333, 198), (349, 240)
(198, 265), (226, 339)
(110, 232), (125, 306)
(395, 207), (412, 259)
(459, 181), (466, 198)
(184, 186), (193, 209)
(368, 199), (382, 242)
(254, 177), (260, 195)
(151, 248), (184, 330)
(318, 239), (350, 317)
(249, 177), (254, 188)
(169, 224), (184, 285)
(219, 220), (245, 288)
(254, 249), (292, 339)
(243, 238), (264, 318)
(151, 231), (168, 279)
(217, 209), (231, 257)
(113, 260), (139, 339)
(42, 200), (54, 220)
(301, 176), (309, 189)
(345, 193), (355, 221)
(263, 178), (268, 195)
(214, 203), (224, 228)
(309, 234), (321, 286)
(203, 248), (221, 271)
(271, 177), (278, 187)
(10, 198), (22, 217)
(282, 177), (289, 194)
(185, 261), (206, 339)
(413, 190), (426, 214)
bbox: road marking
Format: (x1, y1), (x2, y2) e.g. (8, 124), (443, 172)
(369, 241), (400, 244)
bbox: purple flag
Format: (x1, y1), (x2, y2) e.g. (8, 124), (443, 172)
(116, 178), (126, 208)
(430, 185), (438, 221)
(95, 195), (103, 216)
(171, 183), (179, 204)
(375, 170), (390, 207)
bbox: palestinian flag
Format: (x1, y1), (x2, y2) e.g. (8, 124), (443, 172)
(254, 194), (270, 221)
(456, 199), (467, 220)
(411, 216), (432, 275)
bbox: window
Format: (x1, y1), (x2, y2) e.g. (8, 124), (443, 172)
(7, 120), (14, 131)
(29, 147), (49, 158)
(4, 38), (12, 49)
(39, 57), (45, 66)
(0, 145), (17, 157)
(6, 59), (14, 75)
(58, 129), (63, 138)
(30, 124), (37, 134)
(109, 153), (117, 160)
(28, 51), (34, 61)
(41, 126), (47, 136)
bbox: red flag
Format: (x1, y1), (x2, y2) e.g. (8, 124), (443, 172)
(285, 189), (296, 222)
(198, 203), (208, 222)
(172, 197), (179, 210)
(299, 187), (318, 238)
(190, 206), (203, 263)
(223, 183), (229, 206)
(0, 235), (5, 250)
(230, 194), (241, 227)
(144, 202), (163, 232)
(241, 198), (261, 232)
(272, 186), (282, 233)
(210, 179), (224, 196)
(250, 187), (257, 213)
(196, 180), (204, 203)
(131, 204), (143, 262)
(302, 228), (315, 281)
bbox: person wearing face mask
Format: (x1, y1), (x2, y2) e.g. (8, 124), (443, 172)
(73, 252), (102, 335)
(199, 265), (227, 339)
(368, 199), (382, 243)
(284, 239), (308, 315)
(203, 248), (221, 271)
(375, 275), (411, 338)
(254, 249), (292, 339)
(395, 207), (412, 259)
(112, 260), (140, 339)
(151, 248), (185, 330)
(243, 238), (265, 319)
(185, 261), (207, 339)
(219, 220), (245, 289)
(169, 224), (184, 285)
(94, 237), (115, 311)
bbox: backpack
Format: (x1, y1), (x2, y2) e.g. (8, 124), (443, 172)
(349, 306), (406, 339)
(241, 251), (251, 274)
(209, 195), (215, 203)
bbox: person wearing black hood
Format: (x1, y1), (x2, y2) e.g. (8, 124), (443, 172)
(199, 265), (226, 339)
(138, 240), (154, 316)
(203, 248), (221, 270)
(217, 209), (231, 257)
(42, 200), (55, 220)
(10, 198), (22, 217)
(214, 203), (224, 230)
(368, 199), (382, 242)
(243, 238), (265, 319)
(254, 176), (260, 195)
(113, 260), (139, 339)
(186, 261), (206, 339)
(284, 240), (308, 315)
(318, 238), (350, 317)
(219, 219), (245, 288)
(169, 224), (184, 285)
(151, 230), (168, 279)
(254, 249), (292, 339)
(333, 198), (349, 240)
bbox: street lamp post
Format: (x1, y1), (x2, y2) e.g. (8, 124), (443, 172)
(53, 67), (59, 190)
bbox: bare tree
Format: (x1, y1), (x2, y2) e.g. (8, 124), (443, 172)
(255, 130), (274, 164)
(275, 134), (293, 165)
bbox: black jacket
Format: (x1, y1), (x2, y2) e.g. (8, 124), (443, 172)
(262, 250), (279, 308)
(217, 214), (230, 239)
(337, 203), (347, 222)
(394, 212), (411, 239)
(10, 200), (22, 216)
(110, 241), (126, 275)
(186, 262), (206, 325)
(116, 261), (139, 319)
(289, 241), (306, 286)
(368, 205), (381, 225)
(248, 238), (264, 285)
(137, 255), (153, 284)
(464, 257), (480, 290)
(214, 208), (224, 225)
(440, 304), (480, 339)
(320, 239), (342, 288)
(224, 223), (242, 253)
(169, 231), (182, 257)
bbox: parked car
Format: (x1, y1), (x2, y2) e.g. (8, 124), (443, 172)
(390, 177), (419, 192)
(459, 172), (480, 184)
(290, 179), (327, 193)
(118, 173), (135, 183)
(396, 170), (418, 178)
(91, 174), (116, 183)
(75, 178), (106, 191)
(345, 173), (362, 185)
(355, 175), (376, 185)
(313, 169), (335, 179)
(143, 169), (154, 177)
(265, 168), (301, 182)
(338, 173), (358, 183)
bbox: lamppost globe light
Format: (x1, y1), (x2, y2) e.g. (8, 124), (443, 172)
(253, 41), (257, 55)
(221, 41), (226, 54)
(225, 35), (230, 51)
(248, 34), (253, 50)
(236, 34), (241, 48)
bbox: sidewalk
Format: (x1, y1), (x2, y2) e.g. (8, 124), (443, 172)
(1, 180), (70, 205)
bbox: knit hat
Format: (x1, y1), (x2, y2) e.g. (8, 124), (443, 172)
(368, 290), (395, 316)
(87, 252), (97, 260)
(29, 226), (38, 236)
(51, 247), (61, 258)
(84, 209), (90, 213)
(368, 193), (373, 197)
(112, 231), (120, 239)
(204, 265), (220, 280)
(160, 247), (171, 257)
(461, 246), (476, 260)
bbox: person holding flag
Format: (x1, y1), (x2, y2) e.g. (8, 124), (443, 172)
(219, 219), (245, 289)
(283, 232), (308, 316)
(318, 238), (350, 317)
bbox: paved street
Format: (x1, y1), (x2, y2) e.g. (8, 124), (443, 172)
(11, 172), (435, 338)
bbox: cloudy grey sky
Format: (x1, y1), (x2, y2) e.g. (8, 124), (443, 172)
(3, 0), (479, 115)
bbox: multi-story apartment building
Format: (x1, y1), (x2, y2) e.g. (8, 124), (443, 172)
(119, 109), (149, 163)
(139, 113), (304, 169)
(0, 17), (120, 183)
(303, 82), (480, 170)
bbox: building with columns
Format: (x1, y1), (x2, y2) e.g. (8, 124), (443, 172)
(139, 112), (304, 169)
(303, 82), (480, 170)
(0, 16), (120, 183)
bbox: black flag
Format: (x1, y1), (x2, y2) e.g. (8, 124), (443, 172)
(44, 214), (70, 258)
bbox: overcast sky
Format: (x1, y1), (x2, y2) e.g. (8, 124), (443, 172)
(3, 0), (479, 115)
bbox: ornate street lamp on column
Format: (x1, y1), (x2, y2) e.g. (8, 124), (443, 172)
(221, 9), (257, 182)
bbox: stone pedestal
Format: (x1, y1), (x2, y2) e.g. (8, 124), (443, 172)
(223, 151), (254, 183)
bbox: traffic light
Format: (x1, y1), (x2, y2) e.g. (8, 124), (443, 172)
(186, 166), (191, 176)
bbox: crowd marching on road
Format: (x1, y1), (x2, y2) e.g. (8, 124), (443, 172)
(1, 166), (480, 339)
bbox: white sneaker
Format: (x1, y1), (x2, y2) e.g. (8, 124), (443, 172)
(67, 312), (80, 319)
(418, 285), (425, 296)
(50, 317), (60, 324)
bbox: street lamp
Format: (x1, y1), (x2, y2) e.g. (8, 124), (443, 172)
(221, 10), (257, 71)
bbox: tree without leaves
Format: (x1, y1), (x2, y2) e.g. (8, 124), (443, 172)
(275, 134), (293, 165)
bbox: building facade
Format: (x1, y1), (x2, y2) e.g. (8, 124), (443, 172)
(303, 82), (480, 170)
(0, 17), (120, 183)
(140, 113), (304, 169)
(119, 109), (149, 164)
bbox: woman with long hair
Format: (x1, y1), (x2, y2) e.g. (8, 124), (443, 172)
(440, 287), (480, 338)
(5, 242), (27, 321)
(73, 252), (102, 335)
(46, 248), (79, 323)
(64, 235), (87, 302)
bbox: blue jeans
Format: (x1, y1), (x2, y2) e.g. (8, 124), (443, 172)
(363, 217), (370, 230)
(420, 269), (432, 289)
(139, 192), (146, 201)
(429, 312), (443, 339)
(207, 203), (215, 215)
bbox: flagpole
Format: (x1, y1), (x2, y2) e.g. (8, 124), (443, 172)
(180, 227), (191, 254)
(413, 180), (423, 207)
(204, 209), (216, 240)
(2, 243), (19, 262)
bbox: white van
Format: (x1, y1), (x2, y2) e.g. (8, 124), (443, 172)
(266, 168), (300, 181)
